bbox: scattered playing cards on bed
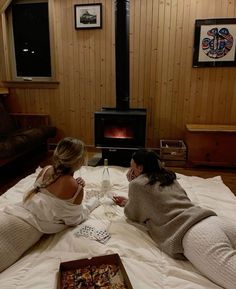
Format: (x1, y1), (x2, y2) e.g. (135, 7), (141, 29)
(74, 220), (111, 244)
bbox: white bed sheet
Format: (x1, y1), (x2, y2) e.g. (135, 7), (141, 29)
(0, 165), (235, 289)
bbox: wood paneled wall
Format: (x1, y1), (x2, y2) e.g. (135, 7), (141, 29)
(1, 0), (236, 148)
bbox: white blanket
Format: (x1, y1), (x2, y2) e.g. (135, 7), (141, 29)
(0, 165), (235, 289)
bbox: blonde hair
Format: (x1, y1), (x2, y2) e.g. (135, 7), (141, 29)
(53, 137), (86, 175)
(23, 137), (86, 203)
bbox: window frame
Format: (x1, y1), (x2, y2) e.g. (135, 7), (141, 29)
(1, 0), (58, 86)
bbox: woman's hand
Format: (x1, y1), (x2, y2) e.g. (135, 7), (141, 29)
(126, 168), (136, 182)
(113, 196), (128, 207)
(75, 177), (85, 188)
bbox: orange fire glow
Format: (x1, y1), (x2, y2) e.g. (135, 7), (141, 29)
(104, 127), (133, 139)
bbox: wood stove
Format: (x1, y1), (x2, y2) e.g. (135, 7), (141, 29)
(94, 0), (147, 166)
(95, 108), (146, 165)
(95, 109), (146, 149)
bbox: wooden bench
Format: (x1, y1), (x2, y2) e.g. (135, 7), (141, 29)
(185, 124), (236, 167)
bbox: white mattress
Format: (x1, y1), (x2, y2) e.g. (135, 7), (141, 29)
(1, 165), (235, 289)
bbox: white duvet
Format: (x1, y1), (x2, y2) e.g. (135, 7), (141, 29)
(0, 165), (235, 289)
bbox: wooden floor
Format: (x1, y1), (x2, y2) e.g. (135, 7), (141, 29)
(0, 150), (236, 196)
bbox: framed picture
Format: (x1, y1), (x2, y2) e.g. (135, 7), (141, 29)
(74, 3), (102, 29)
(193, 18), (236, 67)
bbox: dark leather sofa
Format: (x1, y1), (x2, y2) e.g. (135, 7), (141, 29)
(0, 96), (56, 167)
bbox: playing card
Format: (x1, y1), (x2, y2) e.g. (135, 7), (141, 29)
(74, 220), (111, 244)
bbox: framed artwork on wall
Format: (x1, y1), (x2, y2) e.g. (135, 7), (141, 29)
(74, 3), (102, 29)
(193, 18), (236, 67)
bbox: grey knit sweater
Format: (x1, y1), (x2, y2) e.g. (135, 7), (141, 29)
(124, 174), (216, 259)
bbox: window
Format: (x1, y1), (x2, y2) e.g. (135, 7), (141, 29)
(2, 0), (56, 83)
(12, 1), (51, 78)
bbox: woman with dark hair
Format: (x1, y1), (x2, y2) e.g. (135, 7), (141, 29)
(113, 149), (236, 289)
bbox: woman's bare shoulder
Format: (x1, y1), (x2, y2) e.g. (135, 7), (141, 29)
(56, 175), (79, 199)
(36, 165), (53, 180)
(59, 175), (77, 185)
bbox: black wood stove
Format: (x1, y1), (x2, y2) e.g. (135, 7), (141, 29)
(94, 0), (147, 166)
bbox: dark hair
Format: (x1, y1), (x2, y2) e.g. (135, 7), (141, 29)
(132, 149), (176, 186)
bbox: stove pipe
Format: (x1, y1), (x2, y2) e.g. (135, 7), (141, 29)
(115, 0), (129, 110)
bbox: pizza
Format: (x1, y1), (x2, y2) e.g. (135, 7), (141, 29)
(61, 263), (127, 289)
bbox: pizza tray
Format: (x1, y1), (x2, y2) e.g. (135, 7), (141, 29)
(58, 253), (134, 289)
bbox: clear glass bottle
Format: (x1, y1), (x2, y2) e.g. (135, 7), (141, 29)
(101, 158), (111, 196)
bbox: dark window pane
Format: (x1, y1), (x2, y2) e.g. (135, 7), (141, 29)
(12, 2), (51, 77)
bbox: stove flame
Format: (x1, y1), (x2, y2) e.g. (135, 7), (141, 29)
(104, 126), (133, 139)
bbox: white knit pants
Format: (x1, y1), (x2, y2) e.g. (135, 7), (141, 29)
(182, 216), (236, 289)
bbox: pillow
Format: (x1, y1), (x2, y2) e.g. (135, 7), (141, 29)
(0, 98), (16, 134)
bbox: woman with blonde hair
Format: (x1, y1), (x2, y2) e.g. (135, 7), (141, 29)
(0, 137), (99, 272)
(24, 136), (87, 205)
